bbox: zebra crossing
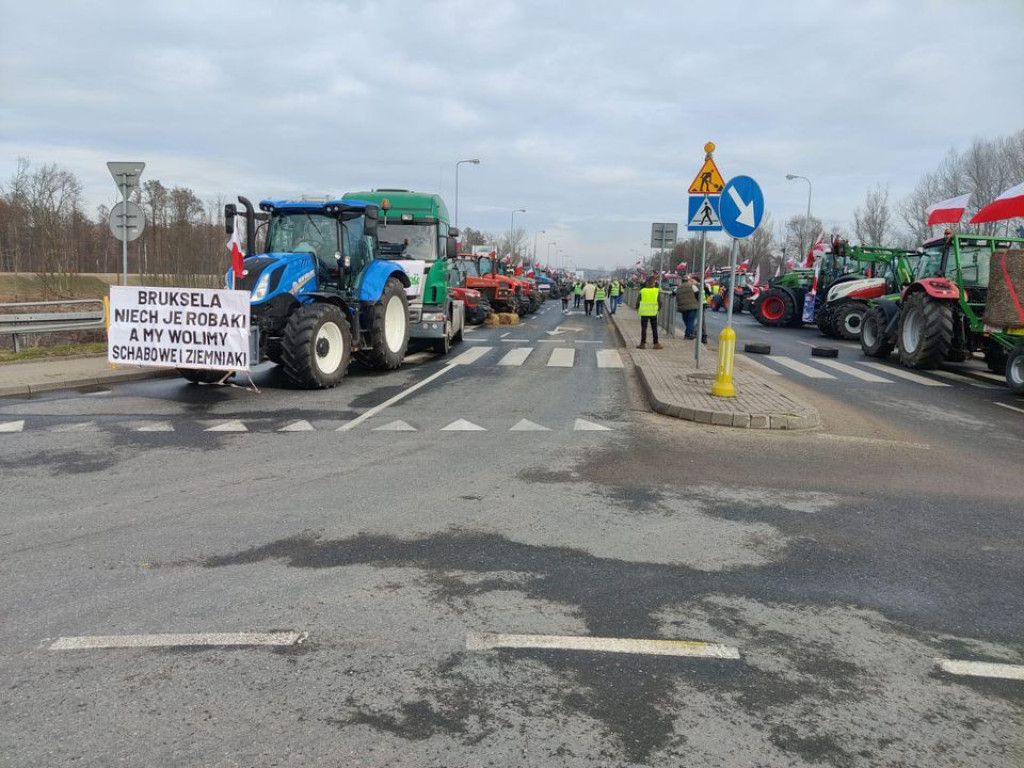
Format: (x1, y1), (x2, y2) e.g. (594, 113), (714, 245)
(450, 345), (624, 370)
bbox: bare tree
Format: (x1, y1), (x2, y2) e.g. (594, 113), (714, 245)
(853, 185), (893, 245)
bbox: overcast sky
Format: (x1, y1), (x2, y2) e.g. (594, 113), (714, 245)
(2, 0), (1022, 269)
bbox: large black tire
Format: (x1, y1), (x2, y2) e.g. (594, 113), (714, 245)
(753, 288), (797, 327)
(361, 277), (409, 370)
(833, 302), (867, 341)
(898, 292), (953, 370)
(280, 303), (352, 389)
(1006, 346), (1024, 394)
(432, 318), (452, 355)
(860, 305), (895, 358)
(786, 288), (808, 327)
(178, 368), (228, 384)
(984, 341), (1009, 374)
(816, 305), (837, 338)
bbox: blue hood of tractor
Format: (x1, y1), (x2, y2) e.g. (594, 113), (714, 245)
(233, 251), (318, 303)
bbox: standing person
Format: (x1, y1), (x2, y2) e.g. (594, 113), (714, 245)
(560, 285), (570, 314)
(675, 275), (701, 339)
(608, 279), (621, 314)
(635, 277), (663, 349)
(582, 280), (597, 316)
(573, 281), (583, 309)
(594, 282), (606, 317)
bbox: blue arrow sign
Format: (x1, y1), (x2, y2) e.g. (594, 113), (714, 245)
(719, 176), (765, 239)
(687, 195), (722, 232)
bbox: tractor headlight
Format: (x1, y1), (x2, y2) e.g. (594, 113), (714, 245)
(251, 272), (272, 301)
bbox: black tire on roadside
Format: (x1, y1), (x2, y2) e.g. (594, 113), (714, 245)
(860, 305), (895, 358)
(280, 303), (352, 389)
(833, 302), (867, 340)
(898, 292), (953, 369)
(811, 346), (839, 358)
(816, 305), (837, 338)
(744, 343), (771, 355)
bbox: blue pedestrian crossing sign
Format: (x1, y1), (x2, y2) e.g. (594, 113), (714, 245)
(719, 175), (765, 239)
(687, 195), (722, 232)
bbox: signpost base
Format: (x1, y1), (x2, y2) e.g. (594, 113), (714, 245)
(711, 326), (736, 398)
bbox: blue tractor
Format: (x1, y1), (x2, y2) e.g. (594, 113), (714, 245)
(182, 196), (423, 388)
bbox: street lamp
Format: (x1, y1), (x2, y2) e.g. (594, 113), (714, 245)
(510, 208), (526, 264)
(786, 173), (812, 261)
(454, 158), (480, 231)
(533, 230), (546, 263)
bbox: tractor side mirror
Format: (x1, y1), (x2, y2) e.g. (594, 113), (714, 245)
(364, 206), (379, 237)
(449, 227), (460, 239)
(446, 236), (457, 260)
(224, 204), (237, 235)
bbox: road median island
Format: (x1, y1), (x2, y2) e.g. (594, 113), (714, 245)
(609, 304), (819, 429)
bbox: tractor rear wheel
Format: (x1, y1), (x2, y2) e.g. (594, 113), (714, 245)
(860, 305), (895, 358)
(983, 342), (1009, 374)
(834, 302), (867, 340)
(361, 277), (410, 370)
(898, 292), (953, 369)
(280, 303), (351, 389)
(816, 305), (837, 338)
(754, 288), (796, 327)
(1006, 346), (1024, 394)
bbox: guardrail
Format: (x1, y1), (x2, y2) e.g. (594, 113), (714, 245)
(623, 287), (676, 337)
(0, 299), (106, 353)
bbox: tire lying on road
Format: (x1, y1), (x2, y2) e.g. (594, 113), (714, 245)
(811, 346), (839, 358)
(743, 342), (771, 355)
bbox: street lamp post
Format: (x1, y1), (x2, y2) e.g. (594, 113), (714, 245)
(454, 158), (480, 231)
(785, 173), (812, 261)
(510, 208), (526, 265)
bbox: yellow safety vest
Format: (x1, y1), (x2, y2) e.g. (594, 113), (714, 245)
(638, 287), (660, 317)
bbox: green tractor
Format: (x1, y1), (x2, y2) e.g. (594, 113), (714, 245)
(750, 269), (814, 327)
(888, 233), (1024, 391)
(858, 253), (920, 358)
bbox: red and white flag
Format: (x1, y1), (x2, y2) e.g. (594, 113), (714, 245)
(969, 182), (1024, 225)
(925, 193), (971, 226)
(803, 235), (825, 268)
(227, 228), (245, 279)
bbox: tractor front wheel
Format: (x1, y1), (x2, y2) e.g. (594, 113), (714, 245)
(280, 303), (352, 389)
(860, 306), (895, 358)
(754, 288), (796, 327)
(362, 277), (410, 370)
(834, 302), (867, 341)
(1006, 346), (1024, 394)
(898, 292), (953, 369)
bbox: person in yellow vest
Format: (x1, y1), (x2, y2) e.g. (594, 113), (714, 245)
(608, 279), (622, 315)
(573, 281), (583, 309)
(635, 276), (663, 349)
(594, 282), (607, 317)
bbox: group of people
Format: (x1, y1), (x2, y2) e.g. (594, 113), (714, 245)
(635, 274), (709, 349)
(562, 279), (623, 317)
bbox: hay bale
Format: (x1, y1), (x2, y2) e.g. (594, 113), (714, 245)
(498, 313), (520, 326)
(985, 249), (1024, 328)
(483, 314), (501, 326)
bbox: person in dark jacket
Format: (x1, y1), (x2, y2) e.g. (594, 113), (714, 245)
(675, 275), (701, 339)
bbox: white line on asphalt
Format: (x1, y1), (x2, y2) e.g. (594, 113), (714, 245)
(373, 419), (417, 431)
(498, 347), (533, 366)
(858, 362), (950, 387)
(205, 420), (247, 432)
(538, 339), (568, 343)
(0, 420), (26, 433)
(510, 419), (551, 431)
(501, 332), (510, 338)
(279, 420), (315, 432)
(574, 340), (603, 344)
(596, 350), (624, 368)
(500, 338), (529, 343)
(994, 402), (1024, 415)
(575, 418), (612, 431)
(338, 363), (460, 432)
(402, 351), (432, 364)
(449, 346), (493, 365)
(462, 338), (486, 342)
(466, 632), (741, 659)
(52, 422), (99, 432)
(813, 359), (895, 383)
(927, 369), (1001, 389)
(548, 348), (575, 367)
(138, 422), (175, 432)
(50, 631), (308, 650)
(818, 433), (930, 449)
(735, 354), (781, 376)
(771, 357), (837, 379)
(441, 419), (486, 431)
(937, 659), (1024, 681)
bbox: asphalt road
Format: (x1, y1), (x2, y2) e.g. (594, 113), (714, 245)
(1, 299), (1022, 767)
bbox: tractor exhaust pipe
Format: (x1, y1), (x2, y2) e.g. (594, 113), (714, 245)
(237, 196), (257, 258)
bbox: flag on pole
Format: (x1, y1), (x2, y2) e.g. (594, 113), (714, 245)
(803, 235), (826, 268)
(925, 193), (971, 226)
(969, 182), (1024, 225)
(227, 227), (245, 280)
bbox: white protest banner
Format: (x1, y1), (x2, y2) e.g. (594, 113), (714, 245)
(397, 259), (427, 298)
(108, 287), (251, 371)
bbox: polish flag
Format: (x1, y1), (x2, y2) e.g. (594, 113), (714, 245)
(969, 182), (1024, 225)
(803, 235), (825, 268)
(925, 193), (971, 226)
(227, 228), (245, 279)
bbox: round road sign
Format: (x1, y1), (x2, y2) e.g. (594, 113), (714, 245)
(108, 201), (146, 242)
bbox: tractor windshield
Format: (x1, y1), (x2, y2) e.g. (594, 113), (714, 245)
(956, 245), (991, 287)
(915, 246), (945, 279)
(378, 223), (438, 261)
(478, 256), (495, 275)
(267, 213), (339, 262)
(458, 259), (480, 278)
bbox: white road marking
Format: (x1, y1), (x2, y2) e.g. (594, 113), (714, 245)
(501, 332), (510, 338)
(813, 359), (894, 383)
(402, 351), (432, 364)
(84, 390), (111, 397)
(538, 339), (568, 343)
(971, 370), (1007, 383)
(575, 418), (612, 431)
(0, 420), (26, 433)
(937, 659), (1024, 681)
(735, 354), (781, 375)
(50, 631), (307, 650)
(818, 433), (930, 450)
(466, 632), (740, 659)
(205, 420), (247, 432)
(928, 369), (1000, 389)
(596, 350), (624, 368)
(498, 347), (533, 366)
(574, 340), (603, 344)
(548, 348), (575, 367)
(338, 363), (459, 432)
(859, 362), (950, 387)
(441, 419), (486, 431)
(137, 422), (175, 432)
(462, 338), (486, 342)
(510, 419), (551, 431)
(449, 346), (494, 365)
(53, 422), (99, 432)
(995, 402), (1024, 415)
(771, 357), (837, 379)
(500, 338), (529, 343)
(373, 420), (417, 431)
(279, 420), (315, 432)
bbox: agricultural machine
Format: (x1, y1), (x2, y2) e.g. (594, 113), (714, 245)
(454, 251), (524, 314)
(751, 269), (815, 327)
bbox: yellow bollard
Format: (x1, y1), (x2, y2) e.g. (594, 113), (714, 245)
(710, 326), (736, 397)
(103, 295), (116, 370)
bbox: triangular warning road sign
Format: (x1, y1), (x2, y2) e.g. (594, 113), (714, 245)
(689, 196), (722, 229)
(688, 158), (725, 194)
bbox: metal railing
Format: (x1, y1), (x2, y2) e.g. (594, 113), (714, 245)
(0, 299), (105, 353)
(623, 287), (676, 337)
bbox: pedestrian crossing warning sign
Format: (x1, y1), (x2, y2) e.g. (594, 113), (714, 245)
(687, 195), (722, 231)
(688, 158), (726, 194)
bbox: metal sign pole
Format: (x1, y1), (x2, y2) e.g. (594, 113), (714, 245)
(726, 238), (738, 327)
(695, 231), (706, 367)
(121, 177), (129, 286)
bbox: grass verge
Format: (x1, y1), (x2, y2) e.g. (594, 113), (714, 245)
(0, 342), (108, 364)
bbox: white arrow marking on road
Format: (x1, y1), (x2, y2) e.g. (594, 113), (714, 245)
(0, 420), (25, 433)
(728, 186), (756, 227)
(510, 419), (550, 431)
(206, 420), (247, 432)
(373, 420), (417, 431)
(137, 422), (174, 432)
(937, 659), (1024, 681)
(279, 420), (315, 432)
(574, 418), (612, 431)
(546, 329), (564, 336)
(441, 419), (486, 432)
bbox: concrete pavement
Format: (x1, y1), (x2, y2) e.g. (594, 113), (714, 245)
(0, 355), (174, 398)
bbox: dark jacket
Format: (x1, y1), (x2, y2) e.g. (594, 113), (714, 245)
(675, 281), (701, 311)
